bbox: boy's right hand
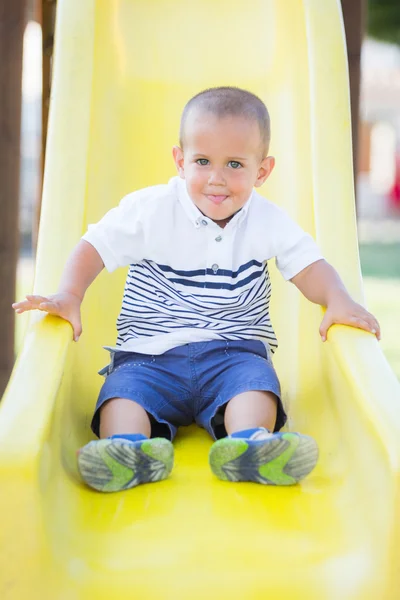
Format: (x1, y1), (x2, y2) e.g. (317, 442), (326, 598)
(12, 292), (83, 342)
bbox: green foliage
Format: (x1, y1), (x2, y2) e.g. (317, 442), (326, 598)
(368, 0), (400, 45)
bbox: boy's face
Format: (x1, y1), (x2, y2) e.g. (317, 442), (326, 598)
(173, 111), (275, 226)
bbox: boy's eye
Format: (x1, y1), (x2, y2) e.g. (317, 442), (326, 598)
(228, 161), (242, 169)
(196, 159), (209, 166)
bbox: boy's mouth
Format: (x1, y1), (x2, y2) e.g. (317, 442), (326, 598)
(206, 194), (229, 205)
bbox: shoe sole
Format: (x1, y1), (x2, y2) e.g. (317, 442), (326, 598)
(209, 432), (318, 485)
(77, 438), (174, 492)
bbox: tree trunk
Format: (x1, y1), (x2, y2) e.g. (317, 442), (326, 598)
(341, 0), (366, 202)
(0, 0), (26, 398)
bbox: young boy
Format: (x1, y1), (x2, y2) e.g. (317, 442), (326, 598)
(13, 87), (380, 493)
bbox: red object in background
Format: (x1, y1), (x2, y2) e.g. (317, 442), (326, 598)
(389, 154), (400, 211)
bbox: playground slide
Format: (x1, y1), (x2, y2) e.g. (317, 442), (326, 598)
(1, 1), (400, 598)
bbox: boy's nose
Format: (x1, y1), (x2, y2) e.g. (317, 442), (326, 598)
(208, 170), (226, 185)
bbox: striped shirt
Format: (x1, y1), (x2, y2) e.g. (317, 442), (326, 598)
(82, 177), (322, 355)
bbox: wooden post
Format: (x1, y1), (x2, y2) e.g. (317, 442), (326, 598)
(32, 0), (56, 249)
(42, 1), (56, 169)
(341, 0), (366, 200)
(0, 0), (27, 397)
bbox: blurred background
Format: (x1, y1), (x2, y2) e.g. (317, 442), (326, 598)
(1, 0), (399, 397)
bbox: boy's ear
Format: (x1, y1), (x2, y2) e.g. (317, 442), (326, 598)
(254, 156), (275, 187)
(172, 146), (185, 178)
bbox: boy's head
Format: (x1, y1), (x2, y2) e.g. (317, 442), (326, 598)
(173, 87), (275, 226)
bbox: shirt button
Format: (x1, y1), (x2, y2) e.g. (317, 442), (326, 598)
(201, 219), (208, 226)
(211, 263), (219, 273)
(215, 235), (222, 242)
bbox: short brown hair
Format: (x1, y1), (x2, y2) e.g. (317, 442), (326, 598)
(179, 86), (271, 155)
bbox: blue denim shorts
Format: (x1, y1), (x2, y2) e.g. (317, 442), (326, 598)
(91, 340), (286, 440)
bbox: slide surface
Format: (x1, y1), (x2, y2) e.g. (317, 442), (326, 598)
(1, 1), (400, 598)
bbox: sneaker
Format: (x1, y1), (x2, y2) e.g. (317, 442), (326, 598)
(209, 429), (318, 485)
(77, 437), (174, 492)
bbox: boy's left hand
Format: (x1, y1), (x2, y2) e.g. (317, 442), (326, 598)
(319, 295), (381, 342)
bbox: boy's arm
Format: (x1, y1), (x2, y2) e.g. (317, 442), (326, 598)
(290, 259), (381, 342)
(13, 240), (104, 341)
(56, 239), (104, 299)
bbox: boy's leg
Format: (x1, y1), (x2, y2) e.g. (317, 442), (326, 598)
(209, 390), (318, 485)
(224, 390), (277, 434)
(78, 397), (174, 492)
(99, 397), (152, 438)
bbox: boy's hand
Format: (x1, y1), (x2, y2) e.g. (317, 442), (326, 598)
(319, 294), (381, 342)
(12, 292), (83, 341)
(291, 260), (381, 343)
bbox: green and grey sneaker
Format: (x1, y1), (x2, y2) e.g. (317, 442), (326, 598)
(209, 429), (318, 485)
(77, 437), (174, 492)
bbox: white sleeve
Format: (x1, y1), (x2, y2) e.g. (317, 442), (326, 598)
(272, 208), (324, 280)
(82, 192), (144, 272)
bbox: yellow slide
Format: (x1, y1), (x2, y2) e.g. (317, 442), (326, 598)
(2, 1), (400, 598)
